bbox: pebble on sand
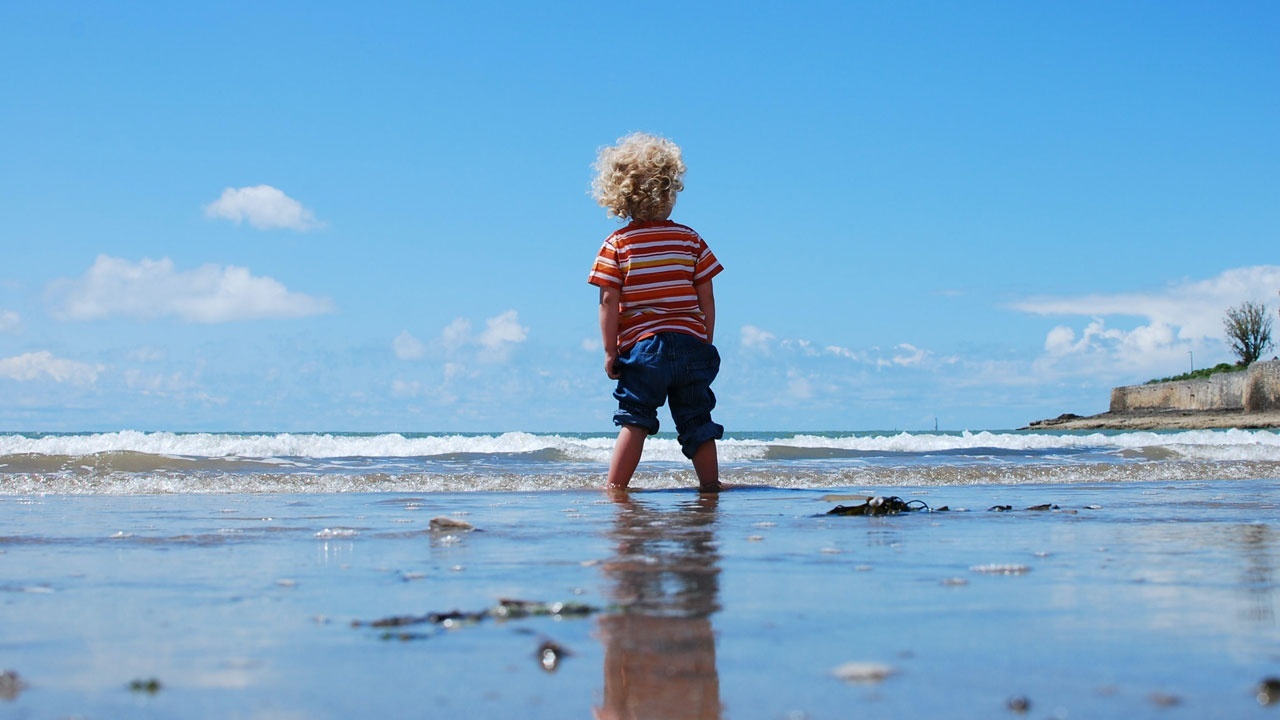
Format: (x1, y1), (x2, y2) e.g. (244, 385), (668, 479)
(429, 516), (475, 532)
(0, 670), (26, 700)
(1256, 677), (1280, 706)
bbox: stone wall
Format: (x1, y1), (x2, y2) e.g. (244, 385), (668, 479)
(1245, 360), (1280, 412)
(1110, 360), (1280, 414)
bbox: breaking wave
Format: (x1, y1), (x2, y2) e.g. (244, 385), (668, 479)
(3, 429), (1279, 494)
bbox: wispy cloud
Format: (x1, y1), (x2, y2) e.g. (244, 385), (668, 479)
(738, 324), (942, 369)
(392, 330), (426, 360)
(49, 255), (334, 323)
(0, 310), (20, 333)
(889, 343), (929, 368)
(1014, 265), (1280, 341)
(204, 185), (324, 232)
(741, 325), (776, 352)
(478, 310), (528, 351)
(394, 310), (530, 372)
(435, 311), (528, 362)
(0, 351), (101, 384)
(388, 312), (531, 411)
(785, 370), (814, 400)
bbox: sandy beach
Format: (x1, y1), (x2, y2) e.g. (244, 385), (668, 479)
(3, 481), (1279, 718)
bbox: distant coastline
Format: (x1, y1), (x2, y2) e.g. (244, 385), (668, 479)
(1023, 409), (1280, 431)
(1025, 359), (1280, 431)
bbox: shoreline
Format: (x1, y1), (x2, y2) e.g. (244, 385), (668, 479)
(1023, 409), (1280, 431)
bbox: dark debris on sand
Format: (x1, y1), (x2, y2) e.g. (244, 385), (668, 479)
(353, 598), (600, 641)
(826, 496), (1088, 517)
(353, 598), (594, 673)
(0, 670), (26, 701)
(826, 496), (932, 516)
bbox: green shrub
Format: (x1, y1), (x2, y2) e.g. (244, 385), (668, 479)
(1145, 362), (1242, 385)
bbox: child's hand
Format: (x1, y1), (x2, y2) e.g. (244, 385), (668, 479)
(605, 351), (621, 379)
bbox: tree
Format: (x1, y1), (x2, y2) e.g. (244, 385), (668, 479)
(1223, 300), (1274, 366)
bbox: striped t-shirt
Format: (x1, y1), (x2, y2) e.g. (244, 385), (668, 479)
(588, 220), (724, 352)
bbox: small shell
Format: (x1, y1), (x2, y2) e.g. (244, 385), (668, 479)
(538, 640), (571, 672)
(969, 563), (1031, 575)
(832, 662), (895, 684)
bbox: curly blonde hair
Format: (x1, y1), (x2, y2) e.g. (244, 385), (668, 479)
(591, 132), (686, 222)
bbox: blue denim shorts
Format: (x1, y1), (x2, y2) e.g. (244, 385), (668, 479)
(612, 332), (724, 459)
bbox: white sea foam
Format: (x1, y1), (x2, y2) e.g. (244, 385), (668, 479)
(776, 428), (1280, 456)
(4, 430), (1280, 495)
(0, 431), (606, 460)
(3, 429), (1280, 463)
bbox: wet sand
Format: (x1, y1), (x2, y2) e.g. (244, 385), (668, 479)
(2, 482), (1279, 718)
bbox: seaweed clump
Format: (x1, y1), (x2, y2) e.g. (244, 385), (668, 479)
(827, 496), (931, 516)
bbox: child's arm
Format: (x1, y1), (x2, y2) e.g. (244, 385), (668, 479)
(599, 286), (622, 379)
(695, 279), (716, 344)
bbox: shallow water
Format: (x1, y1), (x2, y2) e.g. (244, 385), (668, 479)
(2, 480), (1279, 718)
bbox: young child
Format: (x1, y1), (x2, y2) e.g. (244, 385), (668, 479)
(588, 132), (725, 492)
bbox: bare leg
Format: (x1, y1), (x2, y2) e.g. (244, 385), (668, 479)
(691, 439), (720, 492)
(607, 425), (648, 489)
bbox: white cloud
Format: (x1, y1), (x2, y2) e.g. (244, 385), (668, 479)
(444, 362), (468, 381)
(741, 325), (776, 352)
(0, 351), (101, 384)
(742, 324), (941, 370)
(49, 255), (334, 323)
(0, 310), (20, 333)
(1037, 317), (1188, 374)
(891, 343), (929, 367)
(479, 310), (528, 350)
(127, 347), (166, 362)
(786, 371), (813, 400)
(1015, 265), (1280, 343)
(204, 185), (324, 231)
(391, 361), (473, 404)
(442, 318), (472, 353)
(824, 345), (863, 361)
(437, 311), (528, 361)
(393, 330), (426, 360)
(1015, 265), (1280, 375)
(391, 379), (423, 397)
(1044, 325), (1080, 355)
(781, 338), (821, 356)
(123, 368), (198, 395)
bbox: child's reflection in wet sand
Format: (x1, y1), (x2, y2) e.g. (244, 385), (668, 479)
(595, 489), (723, 720)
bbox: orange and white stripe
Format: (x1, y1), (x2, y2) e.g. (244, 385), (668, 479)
(589, 221), (723, 351)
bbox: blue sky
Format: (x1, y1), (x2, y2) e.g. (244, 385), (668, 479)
(2, 1), (1277, 432)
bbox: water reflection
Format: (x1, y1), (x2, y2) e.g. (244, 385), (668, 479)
(1237, 523), (1276, 625)
(595, 490), (722, 720)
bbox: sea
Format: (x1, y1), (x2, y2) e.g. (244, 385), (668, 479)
(4, 428), (1280, 717)
(3, 427), (1280, 494)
